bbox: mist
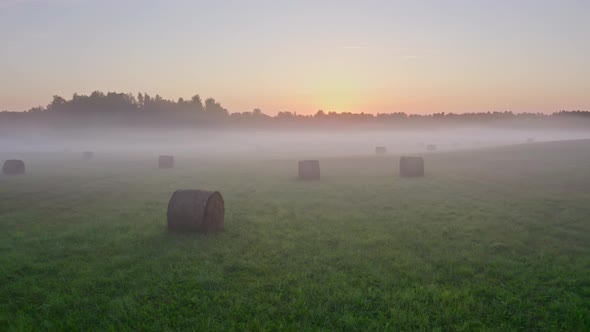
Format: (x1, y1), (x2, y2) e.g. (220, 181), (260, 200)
(2, 125), (590, 163)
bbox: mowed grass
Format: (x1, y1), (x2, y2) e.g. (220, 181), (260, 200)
(1, 140), (590, 331)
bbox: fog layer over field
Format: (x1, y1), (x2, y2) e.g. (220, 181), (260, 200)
(1, 127), (590, 160)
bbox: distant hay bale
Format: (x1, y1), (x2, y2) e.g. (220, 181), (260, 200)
(426, 144), (437, 152)
(2, 160), (25, 175)
(400, 156), (424, 177)
(526, 138), (536, 143)
(158, 155), (174, 169)
(298, 160), (320, 180)
(167, 190), (224, 233)
(82, 151), (94, 160)
(375, 146), (387, 155)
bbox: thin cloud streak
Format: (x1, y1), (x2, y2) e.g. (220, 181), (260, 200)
(0, 0), (82, 8)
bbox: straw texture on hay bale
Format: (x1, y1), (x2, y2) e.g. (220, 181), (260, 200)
(82, 151), (94, 160)
(375, 146), (387, 155)
(2, 160), (25, 175)
(298, 160), (320, 180)
(159, 155), (174, 169)
(167, 190), (224, 233)
(426, 144), (437, 151)
(400, 156), (424, 177)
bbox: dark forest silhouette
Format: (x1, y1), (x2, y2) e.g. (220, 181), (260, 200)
(1, 91), (589, 129)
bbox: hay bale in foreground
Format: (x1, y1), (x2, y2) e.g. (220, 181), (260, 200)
(159, 155), (174, 169)
(2, 160), (25, 175)
(400, 156), (424, 177)
(426, 144), (437, 152)
(298, 160), (320, 180)
(167, 190), (224, 233)
(82, 151), (94, 160)
(375, 146), (387, 155)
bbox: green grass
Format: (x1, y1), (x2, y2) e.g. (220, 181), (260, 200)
(1, 140), (590, 331)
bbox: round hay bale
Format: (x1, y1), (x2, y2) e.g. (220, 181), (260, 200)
(82, 151), (94, 160)
(2, 160), (25, 175)
(426, 144), (437, 152)
(400, 156), (424, 177)
(159, 155), (174, 169)
(298, 160), (320, 180)
(526, 138), (536, 144)
(375, 146), (387, 155)
(167, 190), (224, 233)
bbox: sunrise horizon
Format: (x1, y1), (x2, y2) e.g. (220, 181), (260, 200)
(5, 89), (588, 116)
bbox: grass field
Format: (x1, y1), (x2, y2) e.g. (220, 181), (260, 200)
(1, 140), (590, 331)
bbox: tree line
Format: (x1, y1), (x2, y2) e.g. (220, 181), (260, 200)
(2, 91), (589, 129)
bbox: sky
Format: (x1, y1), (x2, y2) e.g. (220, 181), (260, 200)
(1, 0), (589, 115)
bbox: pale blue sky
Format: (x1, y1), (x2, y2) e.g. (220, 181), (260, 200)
(1, 0), (589, 114)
